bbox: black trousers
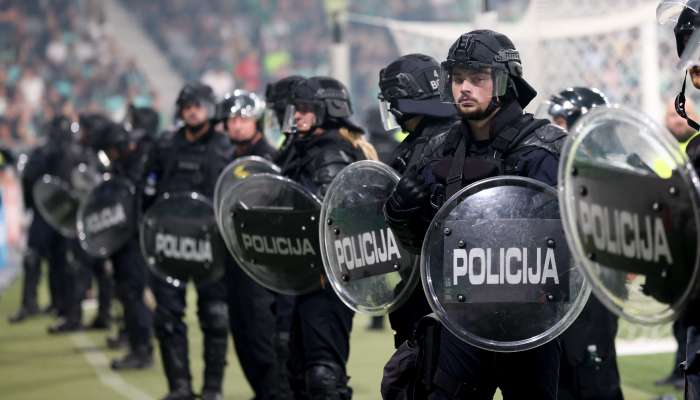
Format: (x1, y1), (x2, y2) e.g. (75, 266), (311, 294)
(388, 284), (432, 348)
(64, 240), (110, 324)
(558, 297), (622, 400)
(289, 285), (354, 394)
(112, 238), (152, 351)
(432, 331), (560, 400)
(23, 214), (66, 312)
(151, 273), (229, 393)
(685, 325), (700, 400)
(226, 262), (278, 398)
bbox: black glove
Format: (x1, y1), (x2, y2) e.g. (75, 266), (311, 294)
(384, 171), (433, 254)
(387, 172), (431, 213)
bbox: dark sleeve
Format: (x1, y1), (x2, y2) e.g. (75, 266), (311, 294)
(517, 148), (560, 186)
(310, 148), (357, 199)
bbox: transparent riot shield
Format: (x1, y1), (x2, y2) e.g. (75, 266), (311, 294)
(559, 106), (700, 324)
(421, 176), (589, 352)
(32, 174), (81, 238)
(320, 160), (420, 315)
(140, 192), (227, 286)
(219, 173), (322, 295)
(213, 156), (280, 228)
(77, 175), (136, 257)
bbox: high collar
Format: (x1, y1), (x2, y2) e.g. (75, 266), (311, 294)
(461, 100), (524, 142)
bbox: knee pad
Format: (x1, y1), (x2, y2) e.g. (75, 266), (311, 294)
(199, 301), (229, 336)
(305, 362), (351, 400)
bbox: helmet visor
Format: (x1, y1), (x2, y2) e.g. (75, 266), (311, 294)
(282, 104), (296, 134)
(439, 64), (510, 104)
(378, 99), (401, 132)
(657, 0), (699, 25)
(263, 109), (284, 148)
(678, 27), (700, 70)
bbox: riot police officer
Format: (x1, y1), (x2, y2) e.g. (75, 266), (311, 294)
(47, 112), (112, 334)
(659, 1), (700, 397)
(143, 82), (232, 400)
(384, 30), (566, 399)
(377, 53), (457, 348)
(217, 90), (281, 399)
(8, 116), (71, 323)
(277, 76), (377, 399)
(541, 87), (623, 400)
(89, 112), (159, 370)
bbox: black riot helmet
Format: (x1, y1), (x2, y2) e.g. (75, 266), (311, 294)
(547, 87), (609, 128)
(125, 104), (160, 143)
(175, 82), (217, 120)
(440, 30), (537, 114)
(45, 115), (78, 145)
(287, 76), (364, 133)
(218, 90), (266, 122)
(265, 75), (304, 125)
(78, 113), (113, 148)
(671, 0), (700, 56)
(658, 0), (700, 130)
(378, 53), (456, 131)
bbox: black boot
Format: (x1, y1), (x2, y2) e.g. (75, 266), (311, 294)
(87, 315), (111, 330)
(160, 379), (195, 400)
(157, 332), (193, 400)
(305, 362), (352, 400)
(111, 347), (153, 370)
(8, 306), (40, 323)
(48, 319), (83, 334)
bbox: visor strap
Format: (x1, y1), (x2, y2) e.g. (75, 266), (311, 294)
(677, 72), (700, 131)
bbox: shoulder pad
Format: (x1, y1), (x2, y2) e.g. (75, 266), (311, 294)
(514, 123), (567, 156)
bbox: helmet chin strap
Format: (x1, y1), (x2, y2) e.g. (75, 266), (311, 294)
(676, 71), (700, 131)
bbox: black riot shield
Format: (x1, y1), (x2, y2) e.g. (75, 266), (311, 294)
(77, 175), (136, 257)
(140, 192), (227, 286)
(559, 106), (700, 324)
(32, 174), (82, 238)
(214, 156), (280, 229)
(219, 173), (322, 295)
(320, 161), (420, 315)
(421, 176), (589, 352)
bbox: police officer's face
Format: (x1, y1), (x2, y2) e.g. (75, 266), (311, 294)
(181, 102), (209, 127)
(294, 103), (316, 134)
(552, 116), (568, 130)
(451, 67), (494, 118)
(226, 115), (257, 141)
(689, 66), (700, 90)
(666, 100), (697, 141)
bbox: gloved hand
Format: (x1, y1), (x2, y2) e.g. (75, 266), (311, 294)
(384, 171), (433, 254)
(386, 172), (432, 213)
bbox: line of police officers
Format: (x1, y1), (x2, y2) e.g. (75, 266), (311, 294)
(10, 12), (700, 399)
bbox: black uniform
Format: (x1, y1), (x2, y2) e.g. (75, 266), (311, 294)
(386, 116), (455, 348)
(224, 137), (284, 399)
(403, 102), (566, 400)
(10, 142), (68, 320)
(278, 128), (367, 400)
(109, 144), (154, 367)
(144, 123), (233, 398)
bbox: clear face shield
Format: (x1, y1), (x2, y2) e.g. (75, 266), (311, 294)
(282, 104), (297, 134)
(263, 108), (284, 148)
(377, 97), (401, 132)
(657, 0), (700, 70)
(657, 0), (698, 25)
(439, 63), (510, 104)
(678, 28), (700, 71)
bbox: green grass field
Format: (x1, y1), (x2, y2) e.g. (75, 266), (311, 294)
(0, 276), (686, 400)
